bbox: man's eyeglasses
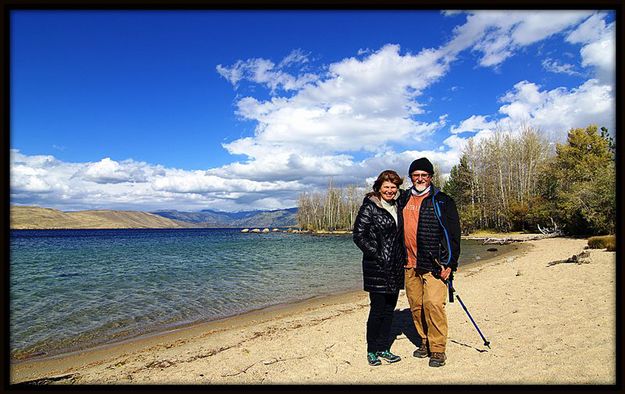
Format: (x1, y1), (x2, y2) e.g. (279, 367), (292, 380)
(411, 173), (431, 179)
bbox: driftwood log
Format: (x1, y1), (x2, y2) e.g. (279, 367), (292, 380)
(465, 233), (559, 245)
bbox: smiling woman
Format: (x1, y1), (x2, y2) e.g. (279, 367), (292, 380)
(352, 169), (405, 365)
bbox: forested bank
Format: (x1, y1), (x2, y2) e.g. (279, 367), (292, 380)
(296, 125), (615, 237)
(443, 124), (615, 235)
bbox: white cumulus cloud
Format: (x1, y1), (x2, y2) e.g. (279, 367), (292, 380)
(221, 44), (450, 162)
(216, 50), (319, 93)
(445, 10), (593, 67)
(449, 77), (614, 150)
(450, 115), (497, 134)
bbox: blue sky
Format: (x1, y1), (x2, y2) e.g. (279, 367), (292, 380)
(10, 10), (616, 212)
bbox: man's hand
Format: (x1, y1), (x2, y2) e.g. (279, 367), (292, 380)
(440, 267), (452, 281)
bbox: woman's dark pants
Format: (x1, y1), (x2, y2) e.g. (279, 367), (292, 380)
(366, 291), (399, 353)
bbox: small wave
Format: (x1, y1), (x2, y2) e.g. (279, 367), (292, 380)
(57, 273), (81, 278)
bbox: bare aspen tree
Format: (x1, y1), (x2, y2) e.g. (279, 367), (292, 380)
(296, 181), (367, 231)
(452, 125), (551, 232)
(431, 162), (443, 187)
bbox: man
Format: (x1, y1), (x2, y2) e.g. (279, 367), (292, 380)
(397, 157), (461, 367)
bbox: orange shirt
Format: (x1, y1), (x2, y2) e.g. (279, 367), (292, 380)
(403, 193), (429, 268)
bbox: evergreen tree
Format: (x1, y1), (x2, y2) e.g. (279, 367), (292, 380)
(443, 155), (476, 234)
(552, 125), (615, 235)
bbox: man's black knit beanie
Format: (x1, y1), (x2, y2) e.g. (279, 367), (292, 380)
(408, 157), (434, 175)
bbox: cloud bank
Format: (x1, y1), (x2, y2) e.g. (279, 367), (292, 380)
(12, 10), (615, 212)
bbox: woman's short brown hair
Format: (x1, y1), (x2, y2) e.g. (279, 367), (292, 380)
(372, 170), (404, 193)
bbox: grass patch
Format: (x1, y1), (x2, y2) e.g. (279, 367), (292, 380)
(587, 235), (616, 251)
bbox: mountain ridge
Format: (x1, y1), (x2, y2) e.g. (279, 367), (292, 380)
(10, 205), (298, 229)
(151, 207), (298, 228)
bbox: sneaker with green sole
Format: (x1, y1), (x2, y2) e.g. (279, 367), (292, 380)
(376, 350), (401, 363)
(367, 352), (382, 366)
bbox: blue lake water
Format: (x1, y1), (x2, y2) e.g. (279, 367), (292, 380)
(10, 228), (518, 360)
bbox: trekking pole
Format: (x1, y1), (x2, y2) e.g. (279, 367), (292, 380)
(432, 256), (491, 349)
(454, 293), (491, 349)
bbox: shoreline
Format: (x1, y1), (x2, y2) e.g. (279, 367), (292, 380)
(12, 237), (615, 384)
(11, 288), (370, 384)
(10, 287), (363, 365)
(11, 240), (524, 366)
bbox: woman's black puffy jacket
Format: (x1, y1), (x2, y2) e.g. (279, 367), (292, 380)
(353, 194), (406, 293)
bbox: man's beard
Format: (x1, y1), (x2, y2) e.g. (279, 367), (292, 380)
(415, 184), (427, 192)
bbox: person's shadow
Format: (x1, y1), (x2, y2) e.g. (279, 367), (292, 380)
(389, 307), (490, 353)
(388, 308), (422, 349)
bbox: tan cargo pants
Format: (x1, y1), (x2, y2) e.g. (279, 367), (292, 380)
(404, 268), (448, 353)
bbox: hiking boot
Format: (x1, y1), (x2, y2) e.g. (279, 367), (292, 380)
(376, 350), (401, 363)
(429, 352), (447, 367)
(367, 352), (382, 366)
(413, 342), (429, 358)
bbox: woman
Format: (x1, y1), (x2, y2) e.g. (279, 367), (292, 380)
(353, 169), (406, 366)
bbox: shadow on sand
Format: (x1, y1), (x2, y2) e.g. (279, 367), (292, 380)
(388, 308), (422, 350)
(388, 307), (489, 353)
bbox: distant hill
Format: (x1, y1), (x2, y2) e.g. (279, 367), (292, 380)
(150, 210), (232, 227)
(232, 208), (298, 228)
(10, 206), (198, 230)
(10, 205), (299, 230)
(151, 207), (298, 228)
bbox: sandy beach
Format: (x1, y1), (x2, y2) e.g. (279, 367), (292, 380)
(10, 237), (616, 385)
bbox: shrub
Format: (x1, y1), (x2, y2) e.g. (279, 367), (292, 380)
(587, 235), (616, 251)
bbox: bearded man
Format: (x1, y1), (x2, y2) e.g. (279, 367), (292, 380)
(397, 157), (461, 368)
